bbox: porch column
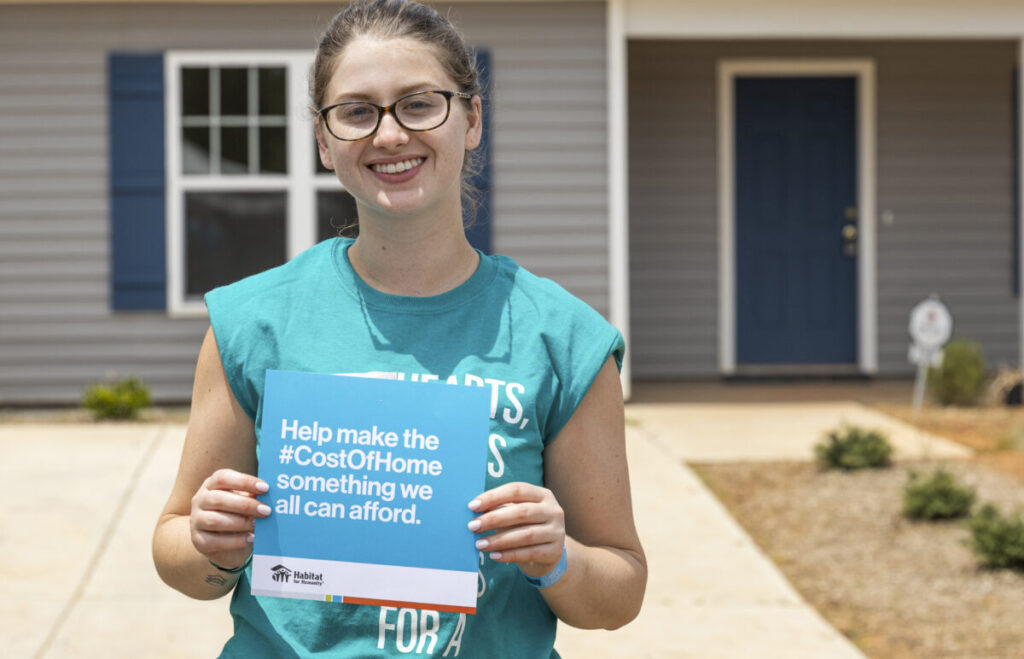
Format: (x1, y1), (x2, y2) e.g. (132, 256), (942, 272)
(608, 0), (631, 398)
(1019, 38), (1024, 377)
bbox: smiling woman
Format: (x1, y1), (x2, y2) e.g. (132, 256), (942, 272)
(152, 1), (646, 657)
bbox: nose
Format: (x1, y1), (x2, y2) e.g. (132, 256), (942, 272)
(373, 110), (408, 149)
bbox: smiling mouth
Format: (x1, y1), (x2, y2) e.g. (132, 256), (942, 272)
(370, 158), (425, 174)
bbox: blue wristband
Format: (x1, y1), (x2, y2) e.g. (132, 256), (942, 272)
(520, 546), (568, 588)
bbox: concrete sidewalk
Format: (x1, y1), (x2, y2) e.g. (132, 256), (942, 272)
(1, 401), (969, 658)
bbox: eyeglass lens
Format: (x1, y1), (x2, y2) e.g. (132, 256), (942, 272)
(325, 91), (450, 140)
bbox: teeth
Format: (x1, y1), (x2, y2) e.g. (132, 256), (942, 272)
(372, 158), (424, 174)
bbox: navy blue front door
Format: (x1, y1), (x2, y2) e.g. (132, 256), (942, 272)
(735, 77), (857, 365)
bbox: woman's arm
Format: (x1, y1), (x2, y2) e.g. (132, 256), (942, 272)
(468, 357), (647, 629)
(152, 326), (270, 600)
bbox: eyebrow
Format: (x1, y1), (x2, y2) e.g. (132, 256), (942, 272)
(330, 82), (442, 105)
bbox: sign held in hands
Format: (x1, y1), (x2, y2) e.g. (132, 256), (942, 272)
(252, 370), (490, 613)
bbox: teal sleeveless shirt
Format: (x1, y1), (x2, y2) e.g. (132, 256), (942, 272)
(205, 238), (624, 658)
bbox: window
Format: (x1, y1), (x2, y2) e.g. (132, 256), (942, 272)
(165, 52), (357, 316)
(110, 49), (487, 313)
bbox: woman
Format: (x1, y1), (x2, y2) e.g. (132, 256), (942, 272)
(153, 1), (646, 656)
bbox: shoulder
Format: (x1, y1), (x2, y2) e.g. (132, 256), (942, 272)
(489, 252), (624, 369)
(490, 254), (603, 322)
(205, 239), (341, 316)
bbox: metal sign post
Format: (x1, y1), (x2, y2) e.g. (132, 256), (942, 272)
(908, 294), (953, 412)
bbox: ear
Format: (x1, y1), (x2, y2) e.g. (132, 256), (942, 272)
(315, 122), (335, 171)
(464, 95), (483, 151)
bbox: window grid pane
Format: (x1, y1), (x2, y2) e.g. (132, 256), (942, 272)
(179, 65), (288, 176)
(185, 191), (287, 297)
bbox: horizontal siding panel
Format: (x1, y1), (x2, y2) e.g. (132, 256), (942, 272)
(2, 364), (197, 385)
(1, 344), (199, 365)
(0, 281), (106, 303)
(493, 131), (608, 148)
(0, 320), (205, 342)
(493, 150), (605, 169)
(0, 239), (106, 261)
(0, 115), (103, 132)
(0, 179), (105, 195)
(0, 157), (106, 176)
(0, 198), (105, 216)
(500, 194), (608, 212)
(0, 135), (105, 152)
(0, 261), (106, 281)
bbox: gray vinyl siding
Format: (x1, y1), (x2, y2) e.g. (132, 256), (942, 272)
(629, 40), (1018, 378)
(0, 2), (609, 405)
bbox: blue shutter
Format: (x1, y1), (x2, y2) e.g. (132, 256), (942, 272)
(464, 49), (493, 255)
(109, 53), (166, 310)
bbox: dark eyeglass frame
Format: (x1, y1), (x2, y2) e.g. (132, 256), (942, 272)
(317, 89), (473, 142)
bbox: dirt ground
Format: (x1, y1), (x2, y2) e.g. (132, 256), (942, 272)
(695, 403), (1024, 659)
(875, 404), (1024, 480)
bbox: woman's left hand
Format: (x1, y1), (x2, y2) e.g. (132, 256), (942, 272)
(467, 482), (566, 577)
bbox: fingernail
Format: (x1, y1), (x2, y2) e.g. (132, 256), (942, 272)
(489, 551), (502, 560)
(468, 499), (481, 511)
(255, 481), (269, 493)
(246, 533), (255, 543)
(257, 504), (271, 516)
(467, 520), (481, 532)
(475, 539), (489, 549)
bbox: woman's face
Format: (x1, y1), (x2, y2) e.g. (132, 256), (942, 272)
(316, 35), (482, 221)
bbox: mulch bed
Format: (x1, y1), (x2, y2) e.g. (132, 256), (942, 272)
(694, 458), (1024, 658)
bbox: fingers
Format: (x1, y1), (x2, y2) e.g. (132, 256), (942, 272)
(195, 487), (270, 519)
(191, 528), (254, 556)
(204, 468), (269, 496)
(190, 468), (270, 559)
(468, 482), (565, 569)
(469, 481), (546, 513)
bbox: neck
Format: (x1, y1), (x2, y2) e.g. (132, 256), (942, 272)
(348, 206), (479, 297)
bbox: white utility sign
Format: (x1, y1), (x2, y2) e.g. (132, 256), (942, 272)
(908, 295), (953, 410)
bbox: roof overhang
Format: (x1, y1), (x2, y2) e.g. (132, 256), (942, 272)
(626, 0), (1024, 39)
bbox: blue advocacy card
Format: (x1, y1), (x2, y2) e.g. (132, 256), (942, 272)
(252, 369), (490, 613)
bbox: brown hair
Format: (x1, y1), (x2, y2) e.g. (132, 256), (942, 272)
(311, 0), (485, 236)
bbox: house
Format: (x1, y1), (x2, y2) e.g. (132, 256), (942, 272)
(2, 0), (1022, 404)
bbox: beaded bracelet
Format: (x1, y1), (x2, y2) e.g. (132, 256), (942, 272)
(209, 553), (253, 575)
(520, 546), (568, 588)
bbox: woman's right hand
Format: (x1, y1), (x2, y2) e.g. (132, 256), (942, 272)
(190, 468), (271, 568)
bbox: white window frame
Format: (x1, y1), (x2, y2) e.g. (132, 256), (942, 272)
(166, 50), (342, 317)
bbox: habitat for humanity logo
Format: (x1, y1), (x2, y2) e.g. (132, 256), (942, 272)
(271, 564), (323, 586)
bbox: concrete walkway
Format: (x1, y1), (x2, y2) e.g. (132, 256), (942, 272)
(1, 400), (969, 658)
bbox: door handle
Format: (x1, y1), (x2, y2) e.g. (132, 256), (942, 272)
(842, 224), (857, 257)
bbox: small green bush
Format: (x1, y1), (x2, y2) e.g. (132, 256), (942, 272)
(928, 338), (986, 406)
(814, 425), (893, 471)
(965, 504), (1024, 570)
(82, 377), (152, 420)
(903, 468), (975, 520)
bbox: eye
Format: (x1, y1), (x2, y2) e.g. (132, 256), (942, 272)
(398, 94), (442, 116)
(336, 103), (376, 122)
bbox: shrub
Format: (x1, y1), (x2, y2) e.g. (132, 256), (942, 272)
(902, 468), (975, 520)
(82, 377), (152, 420)
(814, 425), (893, 471)
(928, 338), (986, 406)
(965, 504), (1024, 570)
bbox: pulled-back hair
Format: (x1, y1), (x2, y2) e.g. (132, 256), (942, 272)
(310, 0), (481, 110)
(310, 0), (485, 236)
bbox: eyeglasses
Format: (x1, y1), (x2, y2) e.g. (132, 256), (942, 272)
(318, 90), (472, 142)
